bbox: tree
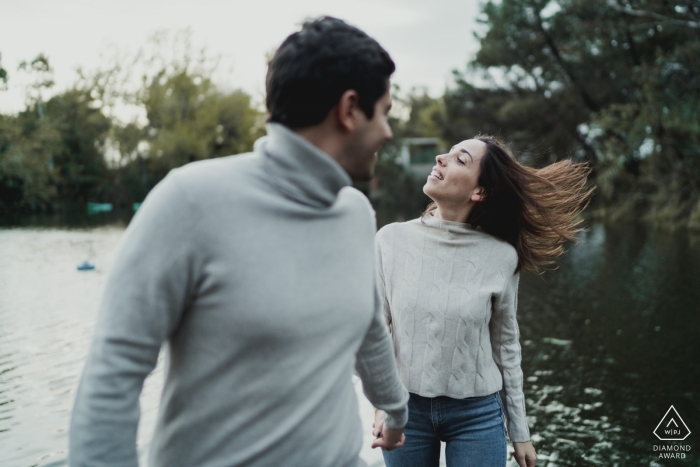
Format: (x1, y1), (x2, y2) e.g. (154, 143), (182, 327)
(95, 31), (266, 205)
(42, 89), (112, 204)
(138, 70), (262, 177)
(0, 53), (7, 91)
(0, 54), (61, 213)
(0, 33), (266, 214)
(446, 0), (700, 226)
(0, 113), (59, 212)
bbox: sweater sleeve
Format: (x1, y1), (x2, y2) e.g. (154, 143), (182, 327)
(374, 230), (392, 330)
(355, 225), (408, 430)
(489, 267), (531, 443)
(69, 171), (200, 466)
(354, 282), (409, 429)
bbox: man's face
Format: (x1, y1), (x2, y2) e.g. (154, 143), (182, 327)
(345, 88), (393, 181)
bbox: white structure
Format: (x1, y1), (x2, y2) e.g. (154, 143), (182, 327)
(398, 137), (441, 178)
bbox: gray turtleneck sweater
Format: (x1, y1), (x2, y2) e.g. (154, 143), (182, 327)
(69, 123), (409, 467)
(376, 214), (530, 442)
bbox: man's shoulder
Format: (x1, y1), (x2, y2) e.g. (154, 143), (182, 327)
(159, 153), (263, 206)
(333, 187), (379, 229)
(337, 186), (373, 211)
(171, 152), (258, 187)
(139, 153), (260, 222)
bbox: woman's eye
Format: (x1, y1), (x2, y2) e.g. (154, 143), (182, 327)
(457, 158), (465, 165)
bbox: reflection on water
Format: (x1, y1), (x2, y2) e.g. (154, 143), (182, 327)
(518, 223), (700, 466)
(0, 222), (698, 466)
(0, 227), (164, 467)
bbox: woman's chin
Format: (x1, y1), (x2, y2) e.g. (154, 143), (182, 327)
(422, 183), (437, 200)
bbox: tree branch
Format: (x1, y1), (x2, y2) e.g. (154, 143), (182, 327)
(535, 16), (600, 112)
(609, 4), (699, 28)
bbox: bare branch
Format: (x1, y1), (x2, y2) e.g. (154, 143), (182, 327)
(609, 4), (700, 28)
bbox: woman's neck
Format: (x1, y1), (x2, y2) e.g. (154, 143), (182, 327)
(433, 202), (474, 223)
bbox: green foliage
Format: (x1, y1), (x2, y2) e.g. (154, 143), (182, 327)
(103, 32), (266, 206)
(0, 53), (8, 90)
(371, 1), (700, 228)
(444, 0), (700, 227)
(43, 90), (112, 203)
(0, 37), (264, 215)
(108, 68), (264, 206)
(3, 11), (698, 228)
(0, 89), (112, 213)
(0, 113), (58, 211)
(136, 70), (262, 179)
(398, 89), (446, 139)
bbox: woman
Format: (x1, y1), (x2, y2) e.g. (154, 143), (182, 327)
(373, 136), (592, 467)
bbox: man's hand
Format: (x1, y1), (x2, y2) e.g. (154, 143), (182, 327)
(372, 409), (384, 437)
(512, 441), (536, 467)
(371, 410), (405, 451)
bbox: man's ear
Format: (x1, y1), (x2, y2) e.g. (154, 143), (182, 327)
(335, 89), (360, 133)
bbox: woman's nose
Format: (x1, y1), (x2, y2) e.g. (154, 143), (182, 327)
(435, 154), (446, 165)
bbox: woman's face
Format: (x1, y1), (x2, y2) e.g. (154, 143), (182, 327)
(423, 139), (488, 205)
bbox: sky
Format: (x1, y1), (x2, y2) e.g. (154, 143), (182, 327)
(0, 0), (484, 117)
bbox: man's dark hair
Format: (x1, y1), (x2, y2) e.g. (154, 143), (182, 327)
(266, 16), (395, 128)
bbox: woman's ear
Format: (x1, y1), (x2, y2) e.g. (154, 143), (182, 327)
(472, 187), (486, 203)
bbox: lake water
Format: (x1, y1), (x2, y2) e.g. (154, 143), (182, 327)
(0, 221), (698, 467)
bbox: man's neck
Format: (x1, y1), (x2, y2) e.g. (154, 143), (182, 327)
(294, 124), (344, 163)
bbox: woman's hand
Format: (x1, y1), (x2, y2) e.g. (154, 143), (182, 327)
(512, 441), (536, 467)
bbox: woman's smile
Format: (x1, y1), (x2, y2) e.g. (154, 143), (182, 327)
(428, 167), (444, 181)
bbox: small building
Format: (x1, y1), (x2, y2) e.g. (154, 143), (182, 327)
(398, 137), (441, 178)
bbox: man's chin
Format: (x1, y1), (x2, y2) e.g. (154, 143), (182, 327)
(349, 170), (373, 183)
(348, 159), (376, 182)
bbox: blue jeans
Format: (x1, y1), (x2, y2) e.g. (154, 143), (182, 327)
(382, 392), (507, 467)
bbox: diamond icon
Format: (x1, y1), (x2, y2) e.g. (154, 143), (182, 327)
(654, 406), (691, 441)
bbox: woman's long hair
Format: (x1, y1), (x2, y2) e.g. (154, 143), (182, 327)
(424, 135), (595, 273)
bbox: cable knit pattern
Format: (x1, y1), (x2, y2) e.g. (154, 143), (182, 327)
(376, 214), (531, 442)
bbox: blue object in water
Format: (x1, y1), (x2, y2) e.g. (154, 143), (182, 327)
(77, 261), (95, 271)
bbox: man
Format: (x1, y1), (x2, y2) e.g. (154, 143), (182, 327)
(69, 16), (408, 467)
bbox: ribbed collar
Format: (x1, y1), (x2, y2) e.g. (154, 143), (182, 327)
(420, 211), (475, 235)
(259, 123), (352, 208)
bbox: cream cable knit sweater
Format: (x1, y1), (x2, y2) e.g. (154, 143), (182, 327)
(376, 213), (530, 442)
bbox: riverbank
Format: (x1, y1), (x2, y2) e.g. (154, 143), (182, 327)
(587, 195), (700, 233)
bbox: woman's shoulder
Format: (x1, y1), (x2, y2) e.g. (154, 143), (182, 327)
(476, 230), (518, 272)
(376, 218), (421, 245)
(377, 218), (421, 235)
